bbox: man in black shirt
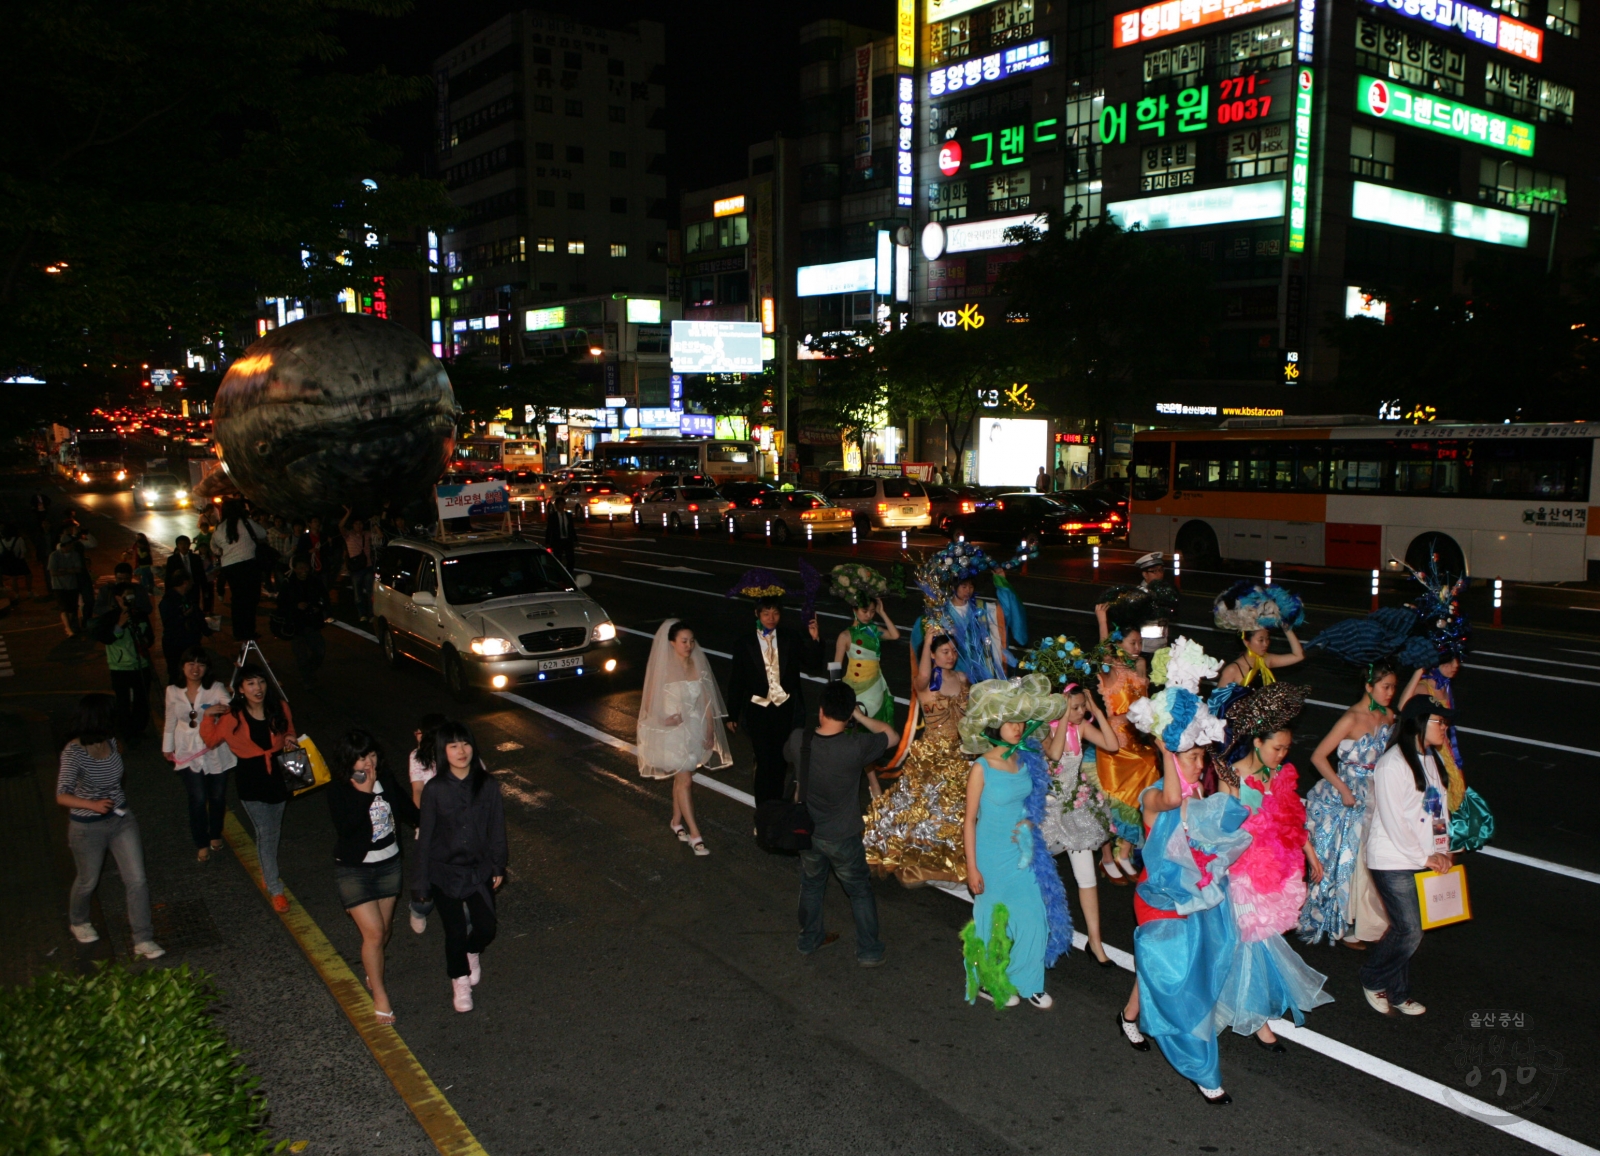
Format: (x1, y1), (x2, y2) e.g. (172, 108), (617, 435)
(277, 556), (328, 685)
(158, 569), (208, 685)
(782, 681), (898, 966)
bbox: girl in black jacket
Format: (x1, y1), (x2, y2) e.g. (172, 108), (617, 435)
(327, 728), (418, 1026)
(415, 719), (508, 1014)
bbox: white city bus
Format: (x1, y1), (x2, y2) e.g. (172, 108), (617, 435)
(1128, 420), (1598, 582)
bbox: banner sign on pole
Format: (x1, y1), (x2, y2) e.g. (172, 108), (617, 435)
(435, 480), (510, 520)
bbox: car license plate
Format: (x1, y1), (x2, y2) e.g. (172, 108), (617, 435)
(1087, 535), (1101, 545)
(539, 655), (582, 671)
(901, 506), (916, 514)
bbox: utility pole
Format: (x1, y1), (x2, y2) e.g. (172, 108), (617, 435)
(774, 133), (790, 478)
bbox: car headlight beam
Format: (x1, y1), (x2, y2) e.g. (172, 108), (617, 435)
(591, 621), (616, 642)
(470, 636), (516, 656)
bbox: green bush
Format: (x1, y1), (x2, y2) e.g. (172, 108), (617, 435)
(0, 964), (284, 1156)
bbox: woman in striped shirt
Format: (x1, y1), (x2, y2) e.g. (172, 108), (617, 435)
(56, 694), (164, 959)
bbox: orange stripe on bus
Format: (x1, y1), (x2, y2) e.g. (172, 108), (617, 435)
(1133, 493), (1327, 520)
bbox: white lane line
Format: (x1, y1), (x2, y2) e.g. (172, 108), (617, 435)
(1472, 649), (1600, 672)
(1566, 606), (1600, 612)
(494, 691), (1595, 1156)
(1304, 699), (1600, 759)
(1557, 647), (1600, 657)
(1457, 663), (1600, 688)
(332, 621), (378, 642)
(1477, 846), (1600, 885)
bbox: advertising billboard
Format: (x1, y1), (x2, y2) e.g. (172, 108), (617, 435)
(1356, 75), (1535, 156)
(1350, 181), (1529, 247)
(796, 258), (877, 297)
(1113, 0), (1295, 48)
(1361, 0), (1541, 61)
(944, 213), (1049, 254)
(1108, 181), (1286, 231)
(974, 418), (1049, 489)
(669, 321), (766, 374)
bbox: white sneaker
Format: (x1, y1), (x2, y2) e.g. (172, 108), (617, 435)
(1363, 988), (1391, 1015)
(977, 989), (1021, 1008)
(409, 910), (427, 935)
(70, 923), (99, 944)
(1392, 998), (1426, 1016)
(451, 975), (473, 1013)
(133, 941), (166, 960)
(467, 952), (481, 987)
(1027, 992), (1054, 1010)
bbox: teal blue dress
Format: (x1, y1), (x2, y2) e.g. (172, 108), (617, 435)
(964, 757), (1048, 1001)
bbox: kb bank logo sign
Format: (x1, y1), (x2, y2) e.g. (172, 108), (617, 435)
(937, 303), (986, 330)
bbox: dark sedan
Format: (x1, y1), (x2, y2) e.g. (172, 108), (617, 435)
(942, 492), (1118, 548)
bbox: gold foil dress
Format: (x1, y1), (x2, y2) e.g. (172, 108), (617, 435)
(863, 684), (972, 883)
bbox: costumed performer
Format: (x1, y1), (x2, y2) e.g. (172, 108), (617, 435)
(827, 563), (900, 726)
(1211, 681), (1334, 1050)
(958, 675), (1074, 1010)
(1400, 654), (1492, 852)
(1212, 580), (1307, 687)
(910, 541), (1030, 686)
(1088, 614), (1159, 882)
(863, 632), (972, 883)
(1113, 643), (1240, 1105)
(1099, 557), (1180, 659)
(1298, 660), (1398, 948)
(636, 619), (732, 858)
(1021, 635), (1121, 966)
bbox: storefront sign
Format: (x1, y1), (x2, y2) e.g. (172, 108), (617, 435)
(1351, 181), (1529, 247)
(1108, 181), (1285, 230)
(1288, 67), (1313, 253)
(713, 195), (746, 217)
(1362, 0), (1541, 61)
(1346, 286), (1388, 321)
(1357, 75), (1535, 156)
(796, 258), (878, 297)
(926, 38), (1052, 98)
(1157, 402), (1218, 415)
(944, 212), (1048, 253)
(955, 118), (1061, 168)
(669, 320), (766, 373)
(898, 0), (916, 67)
(679, 413), (715, 437)
(897, 75), (915, 207)
(1114, 0), (1294, 48)
(855, 46), (874, 171)
(524, 306), (566, 331)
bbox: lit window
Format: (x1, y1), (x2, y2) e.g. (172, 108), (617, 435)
(1349, 126), (1395, 182)
(610, 243), (628, 258)
(536, 237), (555, 253)
(568, 240), (586, 255)
(1546, 0), (1579, 36)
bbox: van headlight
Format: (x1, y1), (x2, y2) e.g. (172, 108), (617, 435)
(591, 621), (616, 641)
(175, 489), (188, 499)
(143, 490), (159, 501)
(470, 636), (516, 655)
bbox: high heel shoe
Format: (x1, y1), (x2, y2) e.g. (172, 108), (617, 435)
(1255, 1036), (1287, 1054)
(1099, 861), (1130, 887)
(1116, 1010), (1151, 1051)
(1195, 1084), (1232, 1106)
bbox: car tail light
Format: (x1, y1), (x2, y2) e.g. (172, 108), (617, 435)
(751, 497), (763, 507)
(1098, 521), (1113, 531)
(960, 501), (975, 514)
(877, 502), (888, 514)
(1109, 513), (1123, 522)
(1062, 521), (1085, 531)
(687, 503), (699, 512)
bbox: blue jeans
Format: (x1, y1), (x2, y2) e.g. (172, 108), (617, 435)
(798, 834), (883, 962)
(239, 799), (285, 896)
(183, 769), (229, 848)
(1360, 868), (1425, 1003)
(68, 812), (153, 943)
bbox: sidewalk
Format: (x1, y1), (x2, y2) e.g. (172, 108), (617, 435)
(0, 478), (436, 1155)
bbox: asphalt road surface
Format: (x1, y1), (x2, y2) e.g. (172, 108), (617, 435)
(20, 477), (1600, 1156)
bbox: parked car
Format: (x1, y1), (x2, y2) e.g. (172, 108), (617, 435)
(821, 476), (932, 531)
(925, 484), (991, 534)
(131, 472), (190, 511)
(372, 536), (619, 699)
(1071, 492), (1128, 539)
(942, 492), (1118, 548)
(506, 470), (556, 500)
(1080, 479), (1129, 523)
(557, 481), (632, 517)
(636, 485), (733, 531)
(717, 480), (780, 511)
(732, 490), (852, 544)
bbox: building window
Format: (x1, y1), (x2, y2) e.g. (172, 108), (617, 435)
(610, 150), (626, 167)
(536, 189), (555, 207)
(1490, 0), (1528, 14)
(683, 215), (749, 254)
(608, 58), (625, 76)
(532, 95), (553, 113)
(565, 99), (583, 116)
(1219, 16), (1295, 76)
(1063, 89), (1104, 183)
(568, 240), (586, 255)
(1144, 41), (1205, 89)
(536, 236), (556, 253)
(650, 241), (667, 261)
(928, 178), (969, 222)
(1546, 0), (1580, 36)
(1355, 17), (1465, 96)
(1350, 126), (1395, 181)
(535, 142), (554, 160)
(568, 192), (585, 210)
(610, 243), (628, 257)
(987, 170), (1032, 211)
(567, 145), (584, 163)
(1225, 125), (1290, 180)
(1062, 180), (1102, 234)
(1479, 160), (1567, 212)
(1485, 61), (1576, 124)
(610, 196), (627, 213)
(608, 106), (626, 123)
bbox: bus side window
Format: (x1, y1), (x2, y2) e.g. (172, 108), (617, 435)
(1129, 441), (1170, 500)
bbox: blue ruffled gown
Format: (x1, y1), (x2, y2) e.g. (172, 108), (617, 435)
(1299, 727), (1388, 946)
(1134, 790), (1250, 1089)
(966, 757), (1048, 999)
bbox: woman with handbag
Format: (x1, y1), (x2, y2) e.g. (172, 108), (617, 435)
(328, 728), (418, 1026)
(200, 662), (298, 912)
(415, 720), (508, 1013)
(162, 646), (236, 863)
(210, 498), (269, 641)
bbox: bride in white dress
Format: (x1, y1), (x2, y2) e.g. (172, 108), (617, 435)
(637, 619), (732, 856)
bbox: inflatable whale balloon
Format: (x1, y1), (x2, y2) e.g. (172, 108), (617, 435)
(198, 314), (458, 519)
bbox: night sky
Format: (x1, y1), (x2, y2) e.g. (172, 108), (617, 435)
(343, 0), (897, 201)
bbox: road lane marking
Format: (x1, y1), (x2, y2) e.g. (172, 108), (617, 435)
(1303, 698), (1600, 759)
(221, 812), (490, 1156)
(1452, 663), (1600, 688)
(1471, 649), (1600, 672)
(1477, 846), (1600, 885)
(490, 694), (1597, 1156)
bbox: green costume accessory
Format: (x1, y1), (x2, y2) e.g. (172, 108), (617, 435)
(957, 674), (1068, 754)
(962, 904), (1017, 1009)
(828, 563), (889, 609)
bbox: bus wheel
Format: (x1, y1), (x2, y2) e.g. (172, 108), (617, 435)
(1175, 521), (1219, 568)
(1405, 532), (1465, 579)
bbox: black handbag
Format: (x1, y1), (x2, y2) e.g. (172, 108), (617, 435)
(273, 746), (316, 792)
(244, 521), (280, 570)
(754, 724), (814, 855)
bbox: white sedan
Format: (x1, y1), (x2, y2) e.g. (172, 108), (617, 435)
(635, 485), (733, 531)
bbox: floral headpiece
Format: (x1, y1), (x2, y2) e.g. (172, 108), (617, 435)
(1148, 635), (1222, 691)
(957, 675), (1068, 753)
(1019, 635), (1093, 688)
(828, 563), (888, 609)
(727, 568), (788, 600)
(1212, 580), (1305, 632)
(1126, 638), (1225, 751)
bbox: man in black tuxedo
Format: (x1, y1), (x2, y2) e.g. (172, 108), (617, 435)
(546, 499), (578, 573)
(725, 596), (823, 804)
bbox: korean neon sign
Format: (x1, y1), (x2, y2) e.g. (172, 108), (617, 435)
(926, 39), (1052, 98)
(1358, 75), (1535, 156)
(897, 75), (915, 208)
(1113, 0), (1294, 48)
(1297, 0), (1317, 60)
(1288, 67), (1312, 253)
(1363, 0), (1541, 61)
(953, 118), (1061, 170)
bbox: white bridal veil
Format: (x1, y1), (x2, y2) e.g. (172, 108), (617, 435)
(636, 618), (733, 779)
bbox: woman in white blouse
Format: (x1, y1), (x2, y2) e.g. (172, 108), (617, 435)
(162, 646), (236, 863)
(1359, 695), (1454, 1018)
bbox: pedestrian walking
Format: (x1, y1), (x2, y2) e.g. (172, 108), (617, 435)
(406, 712), (447, 934)
(91, 582), (155, 742)
(56, 694), (165, 959)
(162, 647), (235, 863)
(339, 506), (376, 623)
(1358, 695), (1454, 1018)
(415, 720), (508, 1013)
(158, 569), (209, 685)
(211, 498), (267, 640)
(0, 522), (33, 599)
(785, 681), (898, 965)
(328, 728), (418, 1027)
(165, 535), (210, 613)
(275, 556), (328, 684)
(191, 516), (218, 613)
(637, 620), (732, 856)
(724, 570), (823, 804)
(1035, 465), (1050, 493)
(47, 531), (86, 636)
(200, 663), (299, 912)
(545, 499), (577, 573)
(126, 534), (158, 596)
(29, 489), (52, 564)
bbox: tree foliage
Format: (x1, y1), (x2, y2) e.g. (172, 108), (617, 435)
(449, 357), (600, 430)
(875, 322), (1020, 481)
(1, 0), (455, 375)
(803, 328), (888, 461)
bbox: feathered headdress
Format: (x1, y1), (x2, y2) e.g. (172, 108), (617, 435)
(1100, 582), (1180, 634)
(1018, 634), (1094, 688)
(828, 562), (888, 609)
(1401, 554), (1470, 662)
(1127, 637), (1226, 751)
(1216, 681), (1309, 769)
(1306, 554), (1469, 669)
(726, 568), (788, 600)
(1213, 580), (1306, 632)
